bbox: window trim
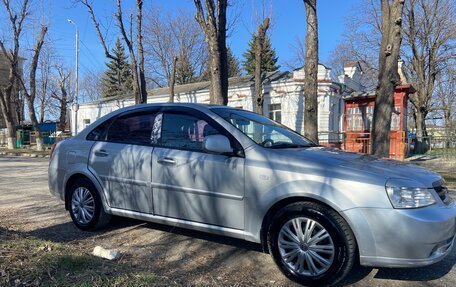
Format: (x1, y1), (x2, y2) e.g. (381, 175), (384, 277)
(85, 106), (245, 157)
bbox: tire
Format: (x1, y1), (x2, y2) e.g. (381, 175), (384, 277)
(67, 178), (111, 231)
(267, 202), (357, 287)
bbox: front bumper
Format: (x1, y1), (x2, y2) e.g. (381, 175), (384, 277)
(342, 203), (456, 268)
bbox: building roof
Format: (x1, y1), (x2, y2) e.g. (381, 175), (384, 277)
(83, 70), (292, 105)
(343, 61), (362, 71)
(344, 90), (376, 99)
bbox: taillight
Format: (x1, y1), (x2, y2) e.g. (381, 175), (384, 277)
(50, 142), (58, 158)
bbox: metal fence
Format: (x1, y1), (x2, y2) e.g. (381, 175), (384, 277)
(407, 130), (456, 157)
(318, 130), (456, 159)
(0, 129), (71, 148)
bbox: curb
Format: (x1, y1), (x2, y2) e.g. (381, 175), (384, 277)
(0, 152), (50, 158)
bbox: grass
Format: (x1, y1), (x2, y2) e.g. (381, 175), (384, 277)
(424, 147), (456, 156)
(0, 232), (175, 287)
(441, 172), (456, 186)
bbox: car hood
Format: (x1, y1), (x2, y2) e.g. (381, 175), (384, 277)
(275, 147), (441, 187)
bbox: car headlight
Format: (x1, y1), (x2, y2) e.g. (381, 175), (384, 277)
(385, 178), (436, 209)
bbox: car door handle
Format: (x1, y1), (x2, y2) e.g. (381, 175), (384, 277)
(157, 157), (176, 165)
(94, 150), (109, 157)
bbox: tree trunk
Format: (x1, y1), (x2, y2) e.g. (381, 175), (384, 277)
(194, 0), (228, 105)
(371, 0), (405, 157)
(414, 108), (428, 154)
(25, 97), (44, 151)
(136, 0), (147, 103)
(208, 42), (226, 105)
(0, 89), (16, 149)
(303, 0), (319, 143)
(58, 81), (68, 132)
(59, 101), (67, 133)
(24, 26), (48, 151)
(39, 96), (45, 123)
(169, 56), (178, 102)
(253, 18), (270, 115)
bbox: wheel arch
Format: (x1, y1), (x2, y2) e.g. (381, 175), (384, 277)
(259, 196), (359, 256)
(64, 172), (108, 212)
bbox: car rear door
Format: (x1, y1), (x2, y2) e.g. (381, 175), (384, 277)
(151, 108), (245, 230)
(88, 109), (159, 214)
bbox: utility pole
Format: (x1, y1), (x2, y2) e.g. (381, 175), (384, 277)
(68, 19), (79, 135)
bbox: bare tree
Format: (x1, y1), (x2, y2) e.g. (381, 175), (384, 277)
(136, 0), (147, 103)
(169, 56), (178, 102)
(144, 9), (207, 87)
(36, 43), (54, 123)
(371, 0), (405, 157)
(283, 36), (305, 70)
(0, 0), (29, 149)
(79, 0), (147, 104)
(253, 17), (270, 115)
(402, 0), (456, 153)
(434, 65), (456, 142)
(52, 67), (72, 132)
(0, 0), (48, 150)
(194, 0), (229, 105)
(303, 0), (319, 143)
(331, 0), (455, 154)
(79, 70), (102, 103)
(18, 26), (48, 151)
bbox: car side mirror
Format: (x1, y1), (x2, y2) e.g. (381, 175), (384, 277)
(203, 135), (234, 154)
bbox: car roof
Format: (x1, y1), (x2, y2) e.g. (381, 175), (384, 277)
(74, 103), (241, 139)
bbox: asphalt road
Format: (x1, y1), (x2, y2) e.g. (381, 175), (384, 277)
(0, 155), (455, 286)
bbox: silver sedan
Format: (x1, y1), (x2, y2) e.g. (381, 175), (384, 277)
(49, 103), (456, 286)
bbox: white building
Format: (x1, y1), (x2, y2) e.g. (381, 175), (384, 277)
(73, 64), (364, 143)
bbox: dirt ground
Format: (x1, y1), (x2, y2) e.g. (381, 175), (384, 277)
(0, 155), (455, 286)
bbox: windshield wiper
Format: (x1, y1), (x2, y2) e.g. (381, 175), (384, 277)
(269, 143), (312, 149)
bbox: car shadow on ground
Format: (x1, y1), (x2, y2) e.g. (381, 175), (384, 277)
(342, 251), (456, 285)
(4, 216), (455, 286)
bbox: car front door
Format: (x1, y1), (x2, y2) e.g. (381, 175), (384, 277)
(152, 108), (245, 230)
(88, 109), (158, 214)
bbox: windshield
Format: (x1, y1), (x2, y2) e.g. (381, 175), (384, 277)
(212, 108), (315, 148)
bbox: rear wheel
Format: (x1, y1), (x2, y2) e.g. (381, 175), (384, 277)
(68, 178), (111, 231)
(267, 202), (356, 286)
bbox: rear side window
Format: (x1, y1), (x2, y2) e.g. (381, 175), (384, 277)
(106, 111), (158, 145)
(87, 120), (112, 141)
(161, 113), (220, 151)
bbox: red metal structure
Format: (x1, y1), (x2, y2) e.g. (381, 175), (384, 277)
(343, 85), (416, 159)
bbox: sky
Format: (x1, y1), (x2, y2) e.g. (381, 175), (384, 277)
(40, 0), (363, 77)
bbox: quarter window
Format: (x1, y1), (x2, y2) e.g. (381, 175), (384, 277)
(106, 111), (158, 145)
(86, 120), (112, 141)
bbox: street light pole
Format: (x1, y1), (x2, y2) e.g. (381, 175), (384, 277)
(68, 19), (79, 135)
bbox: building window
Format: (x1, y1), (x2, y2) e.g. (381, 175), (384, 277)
(83, 119), (91, 129)
(364, 106), (374, 131)
(268, 103), (281, 123)
(347, 107), (363, 131)
(391, 107), (401, 130)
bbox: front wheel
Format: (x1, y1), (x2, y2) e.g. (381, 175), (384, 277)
(68, 178), (111, 231)
(267, 202), (357, 286)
